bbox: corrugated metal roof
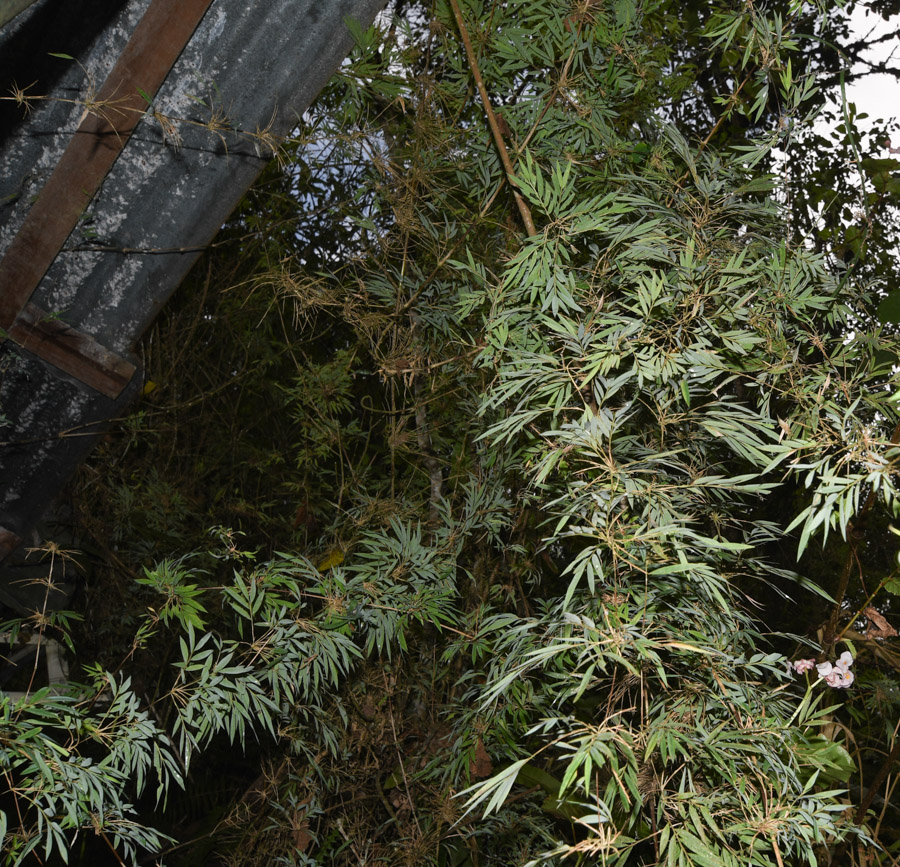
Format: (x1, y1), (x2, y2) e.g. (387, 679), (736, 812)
(0, 0), (386, 586)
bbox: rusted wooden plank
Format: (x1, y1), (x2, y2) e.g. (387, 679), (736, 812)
(7, 303), (135, 398)
(0, 527), (23, 562)
(0, 0), (213, 391)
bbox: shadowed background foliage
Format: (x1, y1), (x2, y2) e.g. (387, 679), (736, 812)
(3, 0), (900, 864)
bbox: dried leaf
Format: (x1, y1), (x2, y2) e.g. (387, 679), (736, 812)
(865, 606), (897, 640)
(470, 737), (493, 780)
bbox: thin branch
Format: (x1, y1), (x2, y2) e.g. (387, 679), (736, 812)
(447, 0), (537, 236)
(856, 737), (900, 826)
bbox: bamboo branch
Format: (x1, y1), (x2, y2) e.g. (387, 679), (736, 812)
(448, 0), (537, 236)
(856, 736), (900, 825)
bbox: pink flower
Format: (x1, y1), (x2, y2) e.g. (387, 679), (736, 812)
(816, 661), (834, 678)
(816, 653), (855, 689)
(835, 651), (853, 673)
(824, 669), (854, 688)
(792, 658), (816, 674)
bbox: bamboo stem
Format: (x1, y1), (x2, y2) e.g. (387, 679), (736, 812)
(448, 0), (537, 236)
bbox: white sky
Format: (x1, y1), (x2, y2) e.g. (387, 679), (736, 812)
(838, 4), (900, 141)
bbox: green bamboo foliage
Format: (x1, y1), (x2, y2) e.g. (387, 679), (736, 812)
(463, 143), (879, 862)
(3, 0), (900, 863)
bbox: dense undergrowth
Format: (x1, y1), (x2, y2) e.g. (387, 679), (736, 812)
(4, 0), (900, 864)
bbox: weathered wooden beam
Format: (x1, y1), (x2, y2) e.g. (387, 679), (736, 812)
(7, 304), (136, 399)
(0, 0), (214, 326)
(0, 0), (213, 395)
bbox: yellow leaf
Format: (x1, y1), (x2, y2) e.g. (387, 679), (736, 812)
(316, 549), (344, 571)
